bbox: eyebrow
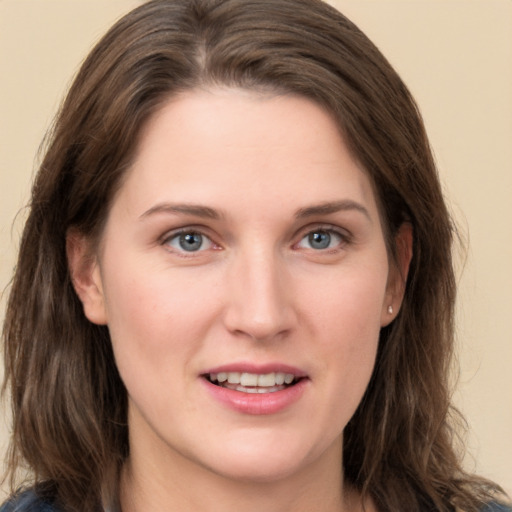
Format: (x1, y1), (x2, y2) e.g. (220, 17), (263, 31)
(294, 200), (371, 221)
(139, 199), (370, 222)
(139, 203), (222, 220)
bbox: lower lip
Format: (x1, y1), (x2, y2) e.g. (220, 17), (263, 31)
(201, 378), (308, 415)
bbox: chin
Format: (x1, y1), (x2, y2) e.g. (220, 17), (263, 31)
(210, 457), (306, 484)
(196, 433), (325, 484)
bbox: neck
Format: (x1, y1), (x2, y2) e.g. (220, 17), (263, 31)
(119, 436), (370, 512)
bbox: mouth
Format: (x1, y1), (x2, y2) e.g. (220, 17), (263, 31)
(204, 371), (304, 394)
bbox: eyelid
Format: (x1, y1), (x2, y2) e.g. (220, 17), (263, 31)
(160, 225), (221, 255)
(158, 223), (352, 255)
(293, 223), (352, 250)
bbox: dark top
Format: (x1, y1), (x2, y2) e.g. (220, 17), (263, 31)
(0, 492), (56, 512)
(1, 490), (511, 512)
(0, 491), (59, 512)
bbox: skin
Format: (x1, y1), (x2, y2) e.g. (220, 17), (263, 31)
(69, 89), (411, 512)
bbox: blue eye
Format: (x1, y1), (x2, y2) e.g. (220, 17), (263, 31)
(298, 229), (343, 250)
(166, 231), (212, 252)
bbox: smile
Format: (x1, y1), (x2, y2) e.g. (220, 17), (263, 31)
(201, 366), (309, 414)
(206, 371), (301, 394)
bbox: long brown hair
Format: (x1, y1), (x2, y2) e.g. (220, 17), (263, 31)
(2, 1), (505, 510)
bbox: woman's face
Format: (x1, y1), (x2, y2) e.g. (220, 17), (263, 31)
(75, 89), (407, 484)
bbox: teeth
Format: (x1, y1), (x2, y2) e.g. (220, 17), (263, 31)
(235, 385), (283, 393)
(209, 371), (296, 387)
(236, 386), (258, 393)
(227, 372), (241, 384)
(240, 373), (258, 386)
(284, 374), (294, 384)
(257, 373), (275, 386)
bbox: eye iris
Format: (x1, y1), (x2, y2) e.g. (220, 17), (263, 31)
(309, 231), (331, 249)
(179, 233), (203, 251)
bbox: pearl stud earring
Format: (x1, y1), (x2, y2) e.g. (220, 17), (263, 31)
(387, 305), (393, 314)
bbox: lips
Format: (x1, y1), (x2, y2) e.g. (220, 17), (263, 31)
(201, 364), (308, 414)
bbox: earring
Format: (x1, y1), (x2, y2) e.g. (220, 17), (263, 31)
(387, 305), (393, 314)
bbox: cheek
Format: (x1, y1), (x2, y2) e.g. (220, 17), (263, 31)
(100, 261), (222, 385)
(303, 260), (389, 341)
(104, 253), (217, 326)
(302, 263), (387, 415)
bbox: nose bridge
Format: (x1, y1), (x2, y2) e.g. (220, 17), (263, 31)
(224, 243), (294, 341)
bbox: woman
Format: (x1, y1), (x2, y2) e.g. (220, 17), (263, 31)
(1, 0), (510, 511)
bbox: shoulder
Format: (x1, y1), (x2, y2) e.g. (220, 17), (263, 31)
(480, 502), (512, 512)
(0, 490), (59, 512)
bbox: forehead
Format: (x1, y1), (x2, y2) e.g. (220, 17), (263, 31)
(116, 88), (379, 221)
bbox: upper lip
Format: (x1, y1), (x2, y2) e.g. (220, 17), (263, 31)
(202, 362), (308, 378)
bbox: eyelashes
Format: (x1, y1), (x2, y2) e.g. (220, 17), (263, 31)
(161, 224), (352, 257)
(295, 228), (348, 251)
(165, 231), (214, 253)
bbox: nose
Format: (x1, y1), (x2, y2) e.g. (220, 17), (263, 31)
(222, 248), (296, 342)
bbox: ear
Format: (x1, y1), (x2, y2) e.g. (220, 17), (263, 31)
(66, 229), (108, 325)
(381, 222), (413, 326)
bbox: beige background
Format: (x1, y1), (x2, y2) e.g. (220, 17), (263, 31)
(1, 0), (511, 498)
